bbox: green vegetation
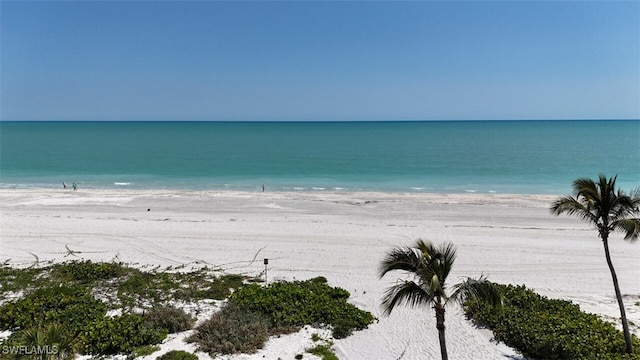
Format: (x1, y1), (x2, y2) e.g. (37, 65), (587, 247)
(229, 277), (376, 339)
(379, 240), (502, 360)
(187, 277), (375, 357)
(2, 323), (81, 360)
(114, 266), (245, 309)
(187, 303), (271, 355)
(129, 344), (161, 359)
(0, 261), (373, 358)
(307, 335), (339, 360)
(0, 261), (46, 302)
(83, 313), (168, 355)
(464, 284), (640, 360)
(156, 350), (199, 360)
(551, 174), (640, 355)
(51, 259), (127, 283)
(0, 260), (247, 357)
(0, 260), (247, 310)
(143, 306), (194, 334)
(307, 343), (339, 360)
(0, 285), (107, 333)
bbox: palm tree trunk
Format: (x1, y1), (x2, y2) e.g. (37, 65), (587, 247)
(435, 303), (448, 360)
(602, 235), (634, 354)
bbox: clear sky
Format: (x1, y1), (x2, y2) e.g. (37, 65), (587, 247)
(1, 1), (638, 121)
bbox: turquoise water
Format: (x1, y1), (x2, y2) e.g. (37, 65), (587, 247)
(1, 120), (638, 194)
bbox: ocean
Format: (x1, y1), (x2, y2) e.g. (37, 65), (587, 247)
(1, 120), (638, 194)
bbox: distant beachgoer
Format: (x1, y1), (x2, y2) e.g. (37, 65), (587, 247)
(262, 184), (265, 192)
(72, 182), (77, 191)
(63, 182), (67, 189)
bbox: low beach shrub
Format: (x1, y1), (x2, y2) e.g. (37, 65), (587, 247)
(144, 306), (194, 333)
(0, 263), (44, 297)
(188, 277), (375, 356)
(1, 262), (370, 358)
(83, 313), (167, 355)
(187, 302), (270, 355)
(156, 350), (199, 360)
(229, 277), (375, 337)
(51, 260), (126, 283)
(0, 261), (255, 357)
(306, 334), (338, 360)
(307, 343), (339, 360)
(117, 267), (246, 308)
(195, 273), (246, 300)
(0, 285), (107, 333)
(117, 270), (159, 308)
(128, 344), (161, 359)
(464, 284), (640, 359)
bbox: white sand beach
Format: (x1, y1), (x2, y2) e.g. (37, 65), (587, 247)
(1, 189), (638, 359)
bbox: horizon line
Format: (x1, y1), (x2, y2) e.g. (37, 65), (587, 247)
(1, 118), (639, 123)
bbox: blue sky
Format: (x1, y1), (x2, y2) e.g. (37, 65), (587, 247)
(1, 1), (638, 121)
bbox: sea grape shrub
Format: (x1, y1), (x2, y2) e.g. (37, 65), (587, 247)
(0, 262), (372, 357)
(0, 264), (43, 295)
(0, 262), (255, 357)
(117, 268), (246, 307)
(464, 284), (640, 360)
(0, 285), (107, 333)
(188, 277), (375, 356)
(82, 314), (167, 355)
(51, 260), (127, 283)
(229, 277), (375, 338)
(0, 285), (168, 356)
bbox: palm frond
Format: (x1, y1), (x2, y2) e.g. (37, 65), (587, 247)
(612, 218), (640, 242)
(610, 194), (640, 222)
(447, 276), (503, 307)
(416, 240), (456, 293)
(381, 280), (435, 316)
(573, 177), (599, 199)
(379, 247), (423, 279)
(438, 242), (457, 280)
(415, 239), (433, 258)
(564, 175), (640, 239)
(380, 240), (457, 314)
(20, 327), (43, 346)
(550, 196), (598, 224)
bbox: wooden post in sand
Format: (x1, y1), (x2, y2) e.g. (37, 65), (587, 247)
(264, 258), (269, 285)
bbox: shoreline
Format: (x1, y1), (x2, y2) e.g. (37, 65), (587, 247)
(1, 188), (638, 359)
(0, 186), (560, 201)
(0, 183), (570, 195)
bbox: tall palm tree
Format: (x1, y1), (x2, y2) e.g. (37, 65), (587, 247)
(551, 174), (640, 355)
(379, 240), (502, 360)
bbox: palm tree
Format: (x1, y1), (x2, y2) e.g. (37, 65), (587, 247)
(11, 323), (80, 360)
(379, 240), (502, 360)
(551, 174), (640, 355)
